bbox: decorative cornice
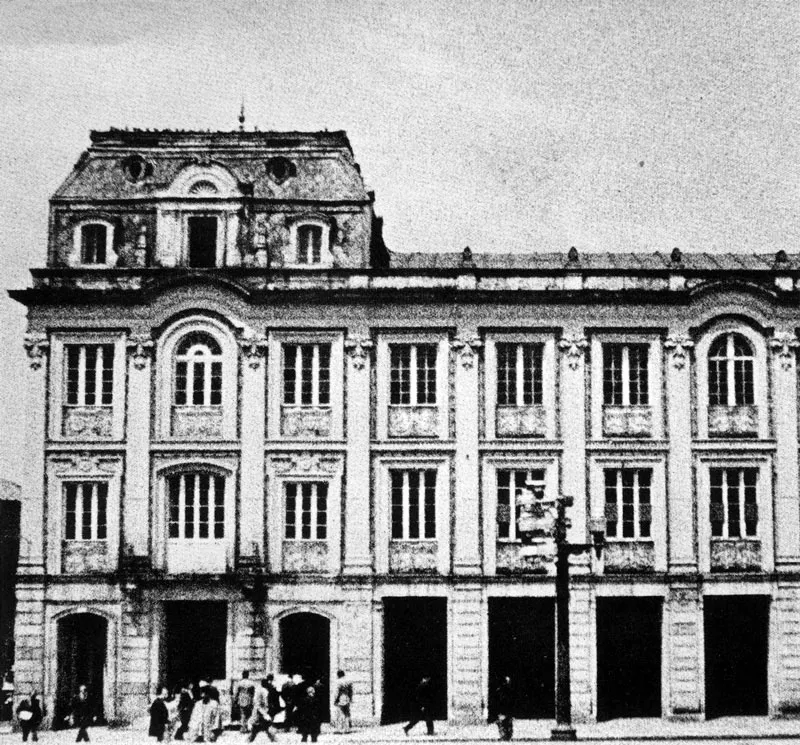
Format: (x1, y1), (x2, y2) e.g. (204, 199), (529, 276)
(664, 335), (694, 369)
(23, 334), (49, 370)
(238, 334), (268, 369)
(769, 332), (800, 370)
(344, 335), (374, 370)
(558, 336), (588, 369)
(127, 334), (154, 370)
(451, 336), (483, 369)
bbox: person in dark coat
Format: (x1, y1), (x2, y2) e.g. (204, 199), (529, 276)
(402, 676), (434, 736)
(295, 685), (322, 743)
(280, 674), (297, 730)
(174, 681), (194, 741)
(16, 691), (43, 742)
(149, 686), (170, 742)
(71, 684), (94, 742)
(265, 675), (282, 722)
(494, 676), (515, 741)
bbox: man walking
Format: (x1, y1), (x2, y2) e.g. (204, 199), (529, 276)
(235, 670), (256, 733)
(333, 670), (353, 734)
(402, 676), (434, 737)
(494, 676), (514, 741)
(71, 685), (93, 743)
(248, 678), (276, 743)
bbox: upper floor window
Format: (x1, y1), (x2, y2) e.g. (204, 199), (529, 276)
(188, 216), (218, 268)
(709, 334), (754, 406)
(603, 344), (649, 406)
(604, 468), (652, 540)
(174, 333), (222, 406)
(283, 344), (331, 407)
(390, 344), (437, 405)
(285, 482), (328, 540)
(66, 344), (114, 407)
(497, 468), (545, 541)
(390, 469), (436, 539)
(81, 224), (108, 265)
(297, 225), (323, 265)
(167, 472), (225, 540)
(710, 467), (757, 538)
(64, 482), (107, 541)
(497, 344), (543, 406)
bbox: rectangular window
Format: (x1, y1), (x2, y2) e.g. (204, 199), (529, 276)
(284, 482), (328, 540)
(65, 344), (114, 406)
(390, 469), (436, 540)
(710, 467), (758, 538)
(167, 473), (225, 540)
(81, 224), (107, 264)
(390, 344), (437, 405)
(64, 482), (108, 540)
(188, 216), (217, 268)
(496, 468), (546, 541)
(297, 225), (323, 264)
(604, 469), (652, 539)
(496, 343), (543, 406)
(603, 344), (649, 406)
(282, 344), (331, 406)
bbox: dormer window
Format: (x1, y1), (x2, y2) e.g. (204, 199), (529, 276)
(297, 224), (323, 265)
(188, 216), (218, 268)
(288, 218), (332, 268)
(74, 222), (115, 266)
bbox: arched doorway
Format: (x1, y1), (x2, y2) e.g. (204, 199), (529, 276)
(279, 613), (331, 722)
(56, 614), (108, 728)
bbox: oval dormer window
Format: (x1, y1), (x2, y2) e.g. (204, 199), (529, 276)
(188, 180), (219, 196)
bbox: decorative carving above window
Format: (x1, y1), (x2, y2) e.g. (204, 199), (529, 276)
(24, 334), (49, 369)
(451, 336), (482, 369)
(664, 335), (694, 368)
(344, 335), (373, 370)
(558, 336), (588, 369)
(188, 180), (219, 195)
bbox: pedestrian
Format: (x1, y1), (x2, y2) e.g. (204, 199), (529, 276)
(174, 681), (194, 741)
(402, 676), (434, 737)
(494, 676), (514, 741)
(333, 670), (353, 734)
(16, 690), (43, 742)
(248, 678), (275, 743)
(235, 671), (256, 733)
(71, 684), (94, 743)
(295, 686), (322, 743)
(265, 675), (282, 723)
(149, 686), (170, 742)
(280, 675), (296, 730)
(195, 687), (221, 743)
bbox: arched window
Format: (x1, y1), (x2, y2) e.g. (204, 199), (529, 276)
(708, 333), (754, 406)
(174, 333), (223, 407)
(81, 224), (108, 264)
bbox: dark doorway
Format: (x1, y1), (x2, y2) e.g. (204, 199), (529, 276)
(56, 614), (107, 728)
(164, 602), (227, 687)
(705, 596), (768, 717)
(0, 499), (20, 691)
(489, 598), (554, 719)
(188, 216), (217, 268)
(597, 598), (662, 720)
(382, 597), (447, 724)
(280, 613), (331, 722)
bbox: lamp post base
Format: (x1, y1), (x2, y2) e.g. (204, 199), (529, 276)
(551, 723), (577, 741)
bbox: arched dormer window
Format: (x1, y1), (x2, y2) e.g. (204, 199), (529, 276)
(288, 217), (333, 268)
(297, 224), (323, 265)
(73, 220), (115, 267)
(709, 333), (754, 406)
(174, 333), (223, 407)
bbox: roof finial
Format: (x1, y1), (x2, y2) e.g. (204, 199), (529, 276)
(238, 98), (246, 132)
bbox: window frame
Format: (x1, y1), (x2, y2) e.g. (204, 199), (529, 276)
(602, 467), (653, 541)
(64, 343), (115, 408)
(284, 481), (329, 541)
(389, 343), (438, 406)
(708, 466), (758, 539)
(167, 471), (226, 542)
(602, 343), (650, 406)
(173, 333), (224, 408)
(281, 342), (332, 408)
(287, 218), (333, 268)
(495, 468), (547, 542)
(389, 468), (438, 541)
(708, 333), (755, 407)
(72, 219), (116, 267)
(63, 481), (109, 541)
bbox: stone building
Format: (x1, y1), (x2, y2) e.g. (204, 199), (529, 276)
(10, 127), (800, 727)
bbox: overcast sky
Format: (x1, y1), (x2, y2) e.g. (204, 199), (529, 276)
(0, 0), (797, 481)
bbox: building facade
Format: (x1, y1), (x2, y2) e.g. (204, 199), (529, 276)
(10, 128), (800, 727)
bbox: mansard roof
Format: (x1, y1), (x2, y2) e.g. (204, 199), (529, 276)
(53, 128), (369, 203)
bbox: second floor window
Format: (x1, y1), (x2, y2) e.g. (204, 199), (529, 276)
(168, 473), (225, 540)
(603, 344), (649, 406)
(64, 482), (107, 541)
(497, 468), (545, 541)
(174, 334), (222, 406)
(285, 482), (328, 540)
(81, 224), (107, 264)
(390, 344), (437, 405)
(297, 225), (323, 264)
(391, 469), (436, 539)
(66, 344), (114, 406)
(709, 334), (754, 406)
(283, 344), (331, 406)
(188, 216), (217, 268)
(710, 467), (757, 538)
(604, 469), (652, 539)
(497, 343), (543, 406)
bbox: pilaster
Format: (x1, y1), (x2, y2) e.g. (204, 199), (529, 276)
(449, 583), (484, 723)
(773, 580), (800, 716)
(340, 585), (375, 723)
(665, 584), (703, 719)
(569, 584), (594, 722)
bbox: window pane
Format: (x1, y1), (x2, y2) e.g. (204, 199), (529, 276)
(84, 346), (97, 406)
(497, 344), (515, 406)
(734, 359), (754, 405)
(417, 345), (437, 405)
(390, 346), (411, 405)
(210, 362), (222, 406)
(285, 483), (296, 539)
(66, 346), (80, 405)
(175, 361), (188, 405)
(709, 360), (726, 406)
(390, 471), (404, 539)
(96, 483), (107, 540)
(496, 470), (511, 538)
(408, 471), (420, 539)
(101, 345), (114, 405)
(300, 345), (313, 406)
(184, 476), (195, 539)
(424, 470), (436, 539)
(603, 345), (624, 405)
(81, 484), (93, 540)
(301, 483), (312, 539)
(65, 483), (77, 540)
(82, 224), (106, 264)
(198, 475), (209, 539)
(629, 345), (649, 405)
(214, 476), (224, 539)
(318, 345), (331, 405)
(168, 476), (180, 539)
(283, 345), (297, 405)
(522, 344), (543, 405)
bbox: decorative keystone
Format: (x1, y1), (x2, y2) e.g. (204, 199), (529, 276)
(558, 336), (588, 369)
(127, 334), (154, 370)
(664, 335), (694, 369)
(451, 336), (482, 369)
(770, 332), (800, 370)
(238, 333), (267, 369)
(344, 335), (374, 370)
(23, 334), (49, 370)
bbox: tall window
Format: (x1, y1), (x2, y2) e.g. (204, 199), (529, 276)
(188, 216), (217, 268)
(496, 469), (545, 540)
(709, 334), (754, 406)
(283, 344), (331, 406)
(65, 344), (114, 406)
(297, 224), (323, 264)
(174, 333), (223, 406)
(390, 469), (436, 539)
(390, 344), (437, 405)
(603, 344), (649, 406)
(81, 224), (107, 265)
(710, 467), (758, 538)
(64, 482), (107, 540)
(284, 482), (328, 540)
(167, 473), (225, 540)
(497, 344), (543, 406)
(604, 469), (652, 539)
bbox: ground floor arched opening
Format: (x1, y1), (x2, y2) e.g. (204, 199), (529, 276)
(279, 612), (331, 722)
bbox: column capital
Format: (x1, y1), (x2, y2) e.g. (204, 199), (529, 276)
(344, 334), (374, 370)
(558, 335), (588, 369)
(23, 333), (49, 370)
(451, 335), (482, 369)
(664, 334), (694, 369)
(769, 331), (800, 370)
(238, 333), (267, 369)
(127, 333), (154, 370)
